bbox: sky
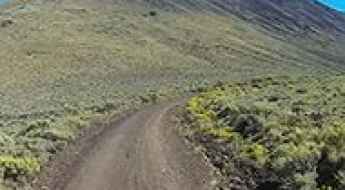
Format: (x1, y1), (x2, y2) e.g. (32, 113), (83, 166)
(0, 0), (8, 5)
(318, 0), (345, 11)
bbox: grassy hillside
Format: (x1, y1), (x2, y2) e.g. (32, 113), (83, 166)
(1, 0), (343, 116)
(0, 0), (344, 189)
(182, 75), (345, 190)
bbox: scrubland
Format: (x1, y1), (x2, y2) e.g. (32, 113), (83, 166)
(0, 0), (345, 189)
(182, 75), (345, 190)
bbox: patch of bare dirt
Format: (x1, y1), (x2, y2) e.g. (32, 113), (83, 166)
(33, 103), (215, 190)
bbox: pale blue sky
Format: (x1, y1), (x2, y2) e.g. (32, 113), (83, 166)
(0, 0), (8, 5)
(318, 0), (345, 11)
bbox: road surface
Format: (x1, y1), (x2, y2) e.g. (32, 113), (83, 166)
(36, 103), (214, 190)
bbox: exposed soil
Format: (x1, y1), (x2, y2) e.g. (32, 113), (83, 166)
(33, 103), (215, 190)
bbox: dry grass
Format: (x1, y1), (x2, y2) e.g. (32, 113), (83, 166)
(0, 0), (344, 189)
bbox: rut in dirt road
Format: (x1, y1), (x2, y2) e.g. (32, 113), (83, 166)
(41, 104), (214, 190)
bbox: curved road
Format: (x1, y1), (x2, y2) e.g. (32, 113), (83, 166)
(38, 104), (214, 190)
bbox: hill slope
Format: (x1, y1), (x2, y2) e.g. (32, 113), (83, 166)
(183, 75), (345, 190)
(124, 0), (345, 68)
(1, 0), (345, 114)
(139, 0), (345, 35)
(0, 0), (345, 189)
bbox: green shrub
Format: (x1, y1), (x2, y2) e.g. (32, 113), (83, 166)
(184, 75), (345, 190)
(0, 156), (40, 178)
(149, 11), (157, 17)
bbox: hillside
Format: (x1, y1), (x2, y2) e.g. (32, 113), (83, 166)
(182, 75), (345, 190)
(127, 0), (345, 68)
(142, 0), (345, 35)
(0, 0), (345, 189)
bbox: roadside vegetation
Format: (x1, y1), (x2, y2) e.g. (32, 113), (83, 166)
(182, 75), (345, 190)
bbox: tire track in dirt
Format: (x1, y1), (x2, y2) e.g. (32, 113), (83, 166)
(36, 103), (214, 190)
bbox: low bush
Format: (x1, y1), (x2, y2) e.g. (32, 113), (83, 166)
(0, 156), (40, 180)
(183, 75), (345, 190)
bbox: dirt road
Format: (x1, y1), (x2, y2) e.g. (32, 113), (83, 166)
(37, 104), (214, 190)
